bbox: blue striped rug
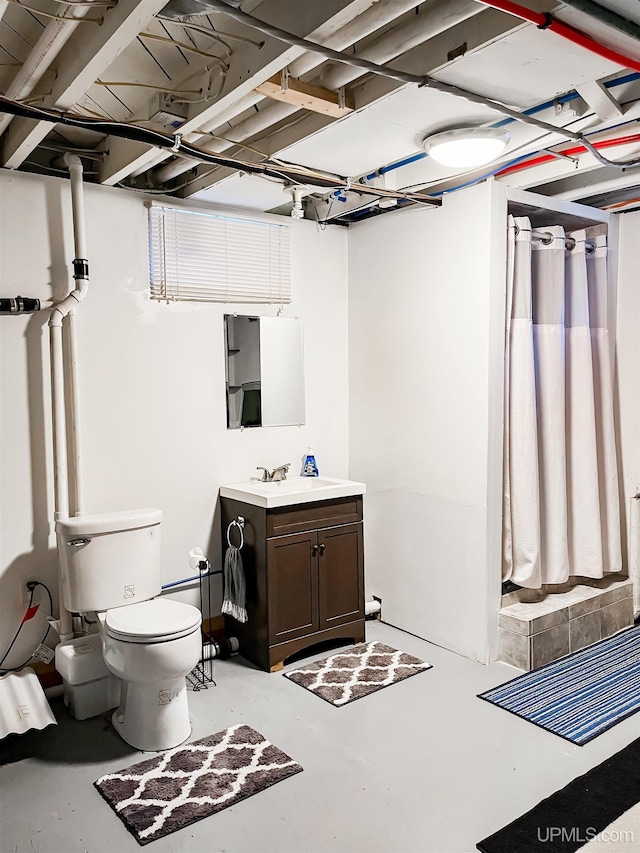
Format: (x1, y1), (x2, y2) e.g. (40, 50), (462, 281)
(479, 626), (640, 744)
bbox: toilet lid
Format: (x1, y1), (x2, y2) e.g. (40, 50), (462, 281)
(105, 599), (201, 644)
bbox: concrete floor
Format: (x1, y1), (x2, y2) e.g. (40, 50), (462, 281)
(1, 620), (638, 853)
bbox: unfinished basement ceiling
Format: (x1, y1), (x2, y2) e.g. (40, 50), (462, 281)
(2, 0), (640, 223)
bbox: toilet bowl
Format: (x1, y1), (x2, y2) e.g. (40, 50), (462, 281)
(100, 598), (202, 751)
(55, 508), (203, 751)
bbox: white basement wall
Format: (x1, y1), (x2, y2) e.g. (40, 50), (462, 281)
(0, 169), (349, 666)
(348, 181), (506, 664)
(615, 209), (640, 568)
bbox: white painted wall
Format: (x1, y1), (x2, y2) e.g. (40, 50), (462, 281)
(614, 210), (640, 569)
(348, 182), (505, 663)
(0, 170), (349, 666)
(3, 168), (636, 673)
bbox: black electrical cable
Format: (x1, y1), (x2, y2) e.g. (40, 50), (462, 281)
(0, 586), (34, 669)
(0, 581), (54, 673)
(0, 94), (440, 206)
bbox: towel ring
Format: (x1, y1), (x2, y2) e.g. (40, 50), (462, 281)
(227, 518), (244, 550)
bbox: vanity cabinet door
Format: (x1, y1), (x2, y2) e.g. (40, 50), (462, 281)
(267, 530), (319, 644)
(318, 523), (364, 630)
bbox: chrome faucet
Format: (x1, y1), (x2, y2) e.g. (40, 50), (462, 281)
(257, 463), (291, 482)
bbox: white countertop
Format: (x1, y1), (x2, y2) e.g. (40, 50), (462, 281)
(219, 476), (366, 509)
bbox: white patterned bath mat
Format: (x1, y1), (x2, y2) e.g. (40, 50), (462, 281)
(94, 724), (302, 845)
(284, 641), (432, 706)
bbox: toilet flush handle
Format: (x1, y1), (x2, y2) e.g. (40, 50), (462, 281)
(67, 537), (91, 547)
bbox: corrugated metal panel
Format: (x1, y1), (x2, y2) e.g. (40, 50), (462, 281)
(0, 667), (57, 738)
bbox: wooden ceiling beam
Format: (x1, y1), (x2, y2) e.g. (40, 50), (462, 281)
(255, 73), (354, 118)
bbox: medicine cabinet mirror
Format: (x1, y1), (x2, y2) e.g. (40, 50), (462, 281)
(224, 315), (305, 429)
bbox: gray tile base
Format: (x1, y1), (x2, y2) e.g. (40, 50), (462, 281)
(498, 577), (634, 671)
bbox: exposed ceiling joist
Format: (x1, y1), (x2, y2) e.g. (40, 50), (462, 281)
(178, 3), (535, 197)
(147, 0), (437, 187)
(1, 0), (170, 169)
(97, 0), (377, 184)
(0, 10), (91, 139)
(1, 0), (639, 220)
(314, 0), (484, 92)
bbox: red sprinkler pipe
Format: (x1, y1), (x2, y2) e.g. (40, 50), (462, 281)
(477, 0), (640, 75)
(495, 131), (640, 177)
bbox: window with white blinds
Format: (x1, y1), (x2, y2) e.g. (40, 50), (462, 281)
(148, 204), (291, 303)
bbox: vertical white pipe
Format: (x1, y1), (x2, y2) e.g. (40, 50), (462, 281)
(65, 154), (87, 258)
(64, 154), (87, 517)
(49, 154), (89, 640)
(67, 310), (84, 516)
(49, 322), (69, 523)
(50, 319), (74, 641)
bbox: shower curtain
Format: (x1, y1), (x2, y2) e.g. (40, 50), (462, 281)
(502, 215), (621, 589)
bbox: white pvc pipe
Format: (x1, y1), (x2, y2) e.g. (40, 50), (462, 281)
(49, 321), (74, 642)
(49, 154), (89, 639)
(49, 324), (69, 523)
(65, 154), (87, 259)
(67, 310), (84, 516)
(64, 155), (87, 520)
(365, 599), (382, 617)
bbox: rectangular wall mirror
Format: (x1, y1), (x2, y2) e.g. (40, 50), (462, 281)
(224, 315), (305, 429)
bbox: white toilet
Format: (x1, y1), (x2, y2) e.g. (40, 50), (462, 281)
(56, 508), (202, 751)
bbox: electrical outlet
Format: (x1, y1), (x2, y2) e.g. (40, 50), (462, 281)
(188, 547), (206, 571)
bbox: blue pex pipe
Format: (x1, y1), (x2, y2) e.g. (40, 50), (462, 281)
(361, 72), (640, 185)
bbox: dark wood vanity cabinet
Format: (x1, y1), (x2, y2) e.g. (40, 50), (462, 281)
(221, 495), (365, 672)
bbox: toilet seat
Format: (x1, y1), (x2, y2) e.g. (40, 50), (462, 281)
(105, 599), (201, 644)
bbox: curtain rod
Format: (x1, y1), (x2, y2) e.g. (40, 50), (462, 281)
(513, 224), (598, 252)
(531, 229), (597, 253)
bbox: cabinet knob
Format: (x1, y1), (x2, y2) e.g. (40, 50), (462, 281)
(318, 544), (325, 555)
(312, 544), (318, 557)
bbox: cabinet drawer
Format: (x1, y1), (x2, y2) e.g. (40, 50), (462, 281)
(266, 496), (362, 536)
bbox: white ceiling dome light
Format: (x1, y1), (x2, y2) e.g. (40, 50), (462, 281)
(422, 127), (511, 168)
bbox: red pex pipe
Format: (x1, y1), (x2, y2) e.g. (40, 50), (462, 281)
(477, 0), (640, 75)
(496, 132), (640, 177)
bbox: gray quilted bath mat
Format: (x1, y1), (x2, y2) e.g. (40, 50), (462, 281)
(284, 641), (432, 706)
(94, 724), (302, 845)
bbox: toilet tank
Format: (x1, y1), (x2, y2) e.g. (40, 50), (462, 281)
(56, 508), (163, 613)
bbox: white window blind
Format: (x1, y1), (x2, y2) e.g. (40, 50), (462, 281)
(148, 204), (291, 303)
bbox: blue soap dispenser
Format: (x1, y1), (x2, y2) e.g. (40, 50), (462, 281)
(302, 446), (319, 477)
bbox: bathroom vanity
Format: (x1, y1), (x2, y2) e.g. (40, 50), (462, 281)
(219, 477), (366, 672)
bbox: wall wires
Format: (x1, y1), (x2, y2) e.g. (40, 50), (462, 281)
(0, 581), (54, 673)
